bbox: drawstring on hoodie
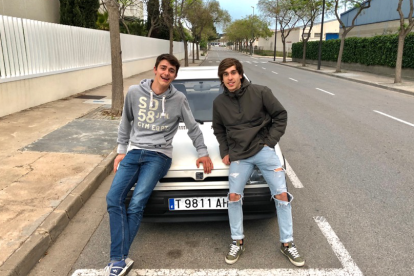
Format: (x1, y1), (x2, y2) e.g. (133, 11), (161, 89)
(150, 90), (166, 117)
(149, 91), (154, 108)
(161, 96), (166, 117)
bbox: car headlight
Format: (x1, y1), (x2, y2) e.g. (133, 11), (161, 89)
(247, 166), (266, 184)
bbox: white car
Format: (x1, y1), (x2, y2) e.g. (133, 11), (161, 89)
(129, 66), (285, 222)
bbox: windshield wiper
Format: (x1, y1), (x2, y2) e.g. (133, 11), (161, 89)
(195, 119), (204, 124)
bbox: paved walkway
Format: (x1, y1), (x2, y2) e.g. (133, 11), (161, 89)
(1, 55), (413, 276)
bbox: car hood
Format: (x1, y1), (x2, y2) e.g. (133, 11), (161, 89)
(170, 122), (228, 171)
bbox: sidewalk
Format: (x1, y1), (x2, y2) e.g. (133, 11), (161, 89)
(0, 59), (204, 276)
(269, 59), (414, 96)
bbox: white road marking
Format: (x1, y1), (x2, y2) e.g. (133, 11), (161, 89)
(262, 67), (266, 70)
(285, 160), (304, 188)
(314, 216), (363, 275)
(208, 61), (212, 63)
(216, 61), (220, 63)
(374, 110), (414, 127)
(255, 65), (258, 66)
(246, 61), (251, 64)
(316, 88), (335, 96)
(253, 61), (258, 63)
(272, 71), (278, 74)
(72, 217), (363, 276)
(289, 78), (298, 82)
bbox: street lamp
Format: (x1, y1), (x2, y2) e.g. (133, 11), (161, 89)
(317, 0), (326, 70)
(251, 6), (254, 56)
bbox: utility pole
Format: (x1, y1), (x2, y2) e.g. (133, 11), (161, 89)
(251, 6), (254, 56)
(317, 0), (326, 70)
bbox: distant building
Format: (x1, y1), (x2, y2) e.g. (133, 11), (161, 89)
(0, 0), (60, 23)
(257, 19), (339, 52)
(340, 0), (414, 37)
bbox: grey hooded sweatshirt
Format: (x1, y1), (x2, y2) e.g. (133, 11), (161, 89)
(117, 79), (208, 158)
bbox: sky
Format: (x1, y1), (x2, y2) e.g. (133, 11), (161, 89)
(216, 0), (264, 33)
(217, 0), (260, 23)
(215, 0), (338, 33)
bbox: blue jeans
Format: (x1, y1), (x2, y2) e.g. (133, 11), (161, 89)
(106, 149), (171, 261)
(228, 146), (294, 243)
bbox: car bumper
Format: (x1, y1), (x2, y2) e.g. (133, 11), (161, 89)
(127, 187), (276, 223)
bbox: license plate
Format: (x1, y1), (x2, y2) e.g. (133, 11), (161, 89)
(169, 197), (228, 210)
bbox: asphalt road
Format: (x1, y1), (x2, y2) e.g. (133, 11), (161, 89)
(29, 48), (414, 276)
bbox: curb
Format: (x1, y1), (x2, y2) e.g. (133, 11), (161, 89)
(271, 61), (414, 97)
(0, 150), (117, 276)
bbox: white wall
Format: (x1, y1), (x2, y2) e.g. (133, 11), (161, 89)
(0, 15), (193, 117)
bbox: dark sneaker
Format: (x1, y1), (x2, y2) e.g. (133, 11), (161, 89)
(104, 258), (134, 276)
(280, 242), (305, 267)
(225, 240), (245, 264)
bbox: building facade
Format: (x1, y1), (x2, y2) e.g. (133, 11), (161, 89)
(341, 0), (413, 37)
(0, 0), (60, 23)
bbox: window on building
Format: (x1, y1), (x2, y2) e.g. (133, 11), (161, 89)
(314, 33), (321, 38)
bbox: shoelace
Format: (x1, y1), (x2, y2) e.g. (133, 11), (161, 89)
(287, 246), (301, 258)
(228, 243), (241, 257)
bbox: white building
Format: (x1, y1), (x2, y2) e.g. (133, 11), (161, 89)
(0, 0), (60, 23)
(257, 19), (339, 53)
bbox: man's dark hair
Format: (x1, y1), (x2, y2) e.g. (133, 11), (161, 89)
(218, 58), (244, 82)
(155, 53), (180, 76)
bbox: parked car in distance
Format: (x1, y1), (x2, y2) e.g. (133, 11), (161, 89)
(127, 66), (285, 222)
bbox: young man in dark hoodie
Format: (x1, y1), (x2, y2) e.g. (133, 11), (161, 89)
(104, 54), (213, 276)
(212, 58), (304, 267)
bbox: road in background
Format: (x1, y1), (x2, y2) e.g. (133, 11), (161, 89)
(30, 48), (414, 276)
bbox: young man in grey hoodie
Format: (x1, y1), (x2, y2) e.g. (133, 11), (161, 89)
(104, 54), (213, 276)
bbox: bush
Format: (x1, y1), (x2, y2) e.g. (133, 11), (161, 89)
(292, 33), (414, 69)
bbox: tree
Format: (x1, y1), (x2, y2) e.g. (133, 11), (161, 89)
(395, 0), (414, 83)
(176, 0), (196, 66)
(100, 0), (144, 34)
(225, 19), (250, 52)
(296, 0), (327, 67)
(186, 0), (230, 62)
(60, 0), (100, 28)
(145, 0), (163, 37)
(81, 0), (101, 28)
(258, 0), (300, 63)
(246, 15), (273, 55)
(161, 0), (175, 54)
(104, 0), (124, 116)
(331, 0), (371, 72)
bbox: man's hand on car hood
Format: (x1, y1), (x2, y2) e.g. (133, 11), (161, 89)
(196, 155), (214, 174)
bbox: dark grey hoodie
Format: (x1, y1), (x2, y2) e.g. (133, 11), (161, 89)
(117, 79), (208, 158)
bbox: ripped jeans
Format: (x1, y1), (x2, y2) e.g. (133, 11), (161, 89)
(228, 146), (293, 243)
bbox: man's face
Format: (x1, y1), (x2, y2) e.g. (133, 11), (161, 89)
(222, 65), (242, 92)
(153, 60), (177, 89)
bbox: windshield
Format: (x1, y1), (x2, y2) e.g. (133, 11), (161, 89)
(172, 79), (223, 122)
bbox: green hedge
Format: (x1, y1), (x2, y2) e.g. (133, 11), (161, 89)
(292, 33), (414, 69)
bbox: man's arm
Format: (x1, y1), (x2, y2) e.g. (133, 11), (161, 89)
(262, 87), (288, 147)
(114, 90), (134, 172)
(181, 97), (213, 173)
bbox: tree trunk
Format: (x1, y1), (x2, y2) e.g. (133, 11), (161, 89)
(196, 42), (199, 60)
(336, 33), (346, 73)
(169, 27), (173, 54)
(192, 42), (195, 63)
(106, 0), (124, 116)
(184, 41), (188, 66)
(394, 33), (405, 83)
(282, 41), (286, 63)
(302, 40), (307, 67)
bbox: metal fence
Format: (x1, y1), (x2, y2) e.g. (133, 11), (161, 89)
(0, 15), (185, 82)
